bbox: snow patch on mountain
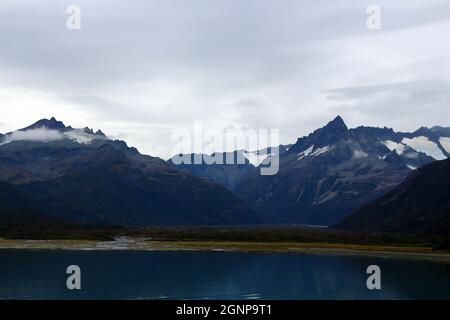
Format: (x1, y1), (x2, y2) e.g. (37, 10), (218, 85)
(402, 136), (447, 160)
(297, 145), (314, 160)
(382, 140), (406, 155)
(440, 137), (450, 154)
(65, 129), (98, 144)
(407, 165), (418, 170)
(243, 151), (272, 166)
(353, 150), (368, 158)
(311, 145), (330, 156)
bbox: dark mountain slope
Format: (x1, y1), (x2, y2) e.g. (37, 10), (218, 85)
(336, 158), (450, 235)
(0, 119), (260, 226)
(21, 144), (258, 225)
(0, 181), (64, 228)
(0, 181), (38, 212)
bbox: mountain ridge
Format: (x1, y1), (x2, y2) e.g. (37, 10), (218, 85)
(235, 116), (448, 225)
(336, 158), (450, 235)
(2, 116), (450, 228)
(165, 116), (450, 226)
(0, 118), (261, 226)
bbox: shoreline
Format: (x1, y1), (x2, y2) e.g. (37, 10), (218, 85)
(1, 238), (450, 261)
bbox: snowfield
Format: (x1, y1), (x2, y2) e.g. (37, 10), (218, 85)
(402, 136), (447, 160)
(383, 140), (406, 155)
(297, 145), (314, 160)
(439, 137), (450, 154)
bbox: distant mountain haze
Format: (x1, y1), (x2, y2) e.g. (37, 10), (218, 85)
(167, 145), (292, 191)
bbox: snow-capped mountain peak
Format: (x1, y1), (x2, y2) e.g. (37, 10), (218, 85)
(1, 118), (108, 146)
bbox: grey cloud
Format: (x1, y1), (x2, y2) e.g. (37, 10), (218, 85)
(2, 128), (65, 144)
(2, 0), (449, 90)
(325, 80), (450, 130)
(0, 0), (450, 158)
(1, 127), (105, 145)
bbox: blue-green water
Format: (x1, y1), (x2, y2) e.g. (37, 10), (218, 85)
(0, 250), (449, 300)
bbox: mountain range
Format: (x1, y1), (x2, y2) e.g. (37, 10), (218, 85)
(170, 116), (450, 226)
(1, 116), (450, 232)
(168, 145), (291, 190)
(0, 118), (260, 226)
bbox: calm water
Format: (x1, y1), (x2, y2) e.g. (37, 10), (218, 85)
(0, 250), (449, 300)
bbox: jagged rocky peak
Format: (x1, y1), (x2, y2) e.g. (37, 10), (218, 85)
(2, 118), (110, 146)
(290, 115), (348, 153)
(19, 118), (106, 138)
(21, 117), (67, 131)
(309, 115), (348, 139)
(82, 127), (95, 135)
(326, 115), (347, 131)
(95, 129), (106, 137)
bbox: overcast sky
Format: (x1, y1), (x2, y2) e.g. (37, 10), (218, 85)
(0, 0), (449, 158)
